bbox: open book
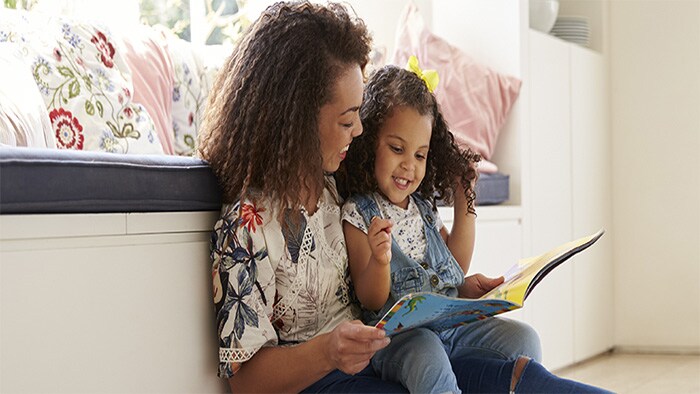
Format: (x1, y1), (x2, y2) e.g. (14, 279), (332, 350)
(375, 229), (605, 336)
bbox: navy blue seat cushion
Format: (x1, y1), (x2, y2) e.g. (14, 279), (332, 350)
(0, 147), (222, 214)
(474, 172), (510, 206)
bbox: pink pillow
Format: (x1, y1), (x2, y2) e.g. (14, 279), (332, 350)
(122, 27), (176, 155)
(392, 3), (521, 160)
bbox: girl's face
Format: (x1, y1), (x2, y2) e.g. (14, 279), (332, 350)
(374, 106), (432, 209)
(318, 64), (364, 173)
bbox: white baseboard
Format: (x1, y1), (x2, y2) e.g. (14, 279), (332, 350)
(613, 345), (700, 355)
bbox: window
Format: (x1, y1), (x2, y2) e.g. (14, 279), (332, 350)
(3, 0), (256, 46)
(140, 0), (250, 45)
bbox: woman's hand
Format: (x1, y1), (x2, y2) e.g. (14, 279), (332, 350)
(458, 273), (505, 299)
(368, 217), (393, 266)
(324, 320), (391, 375)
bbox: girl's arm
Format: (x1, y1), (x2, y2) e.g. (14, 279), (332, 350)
(229, 320), (390, 392)
(344, 218), (393, 311)
(439, 182), (476, 297)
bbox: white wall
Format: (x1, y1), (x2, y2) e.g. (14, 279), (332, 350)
(609, 0), (700, 352)
(343, 0), (432, 64)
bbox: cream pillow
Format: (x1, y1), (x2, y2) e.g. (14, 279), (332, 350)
(0, 44), (56, 148)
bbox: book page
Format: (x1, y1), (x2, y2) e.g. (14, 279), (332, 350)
(479, 229), (604, 304)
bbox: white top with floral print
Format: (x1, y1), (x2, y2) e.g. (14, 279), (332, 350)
(341, 192), (444, 263)
(211, 180), (357, 378)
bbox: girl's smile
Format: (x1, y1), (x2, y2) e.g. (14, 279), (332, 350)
(374, 106), (432, 209)
(393, 176), (412, 190)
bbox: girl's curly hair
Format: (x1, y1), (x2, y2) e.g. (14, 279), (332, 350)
(336, 65), (480, 215)
(198, 1), (371, 212)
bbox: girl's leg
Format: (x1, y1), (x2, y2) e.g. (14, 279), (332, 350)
(440, 317), (542, 362)
(373, 328), (460, 393)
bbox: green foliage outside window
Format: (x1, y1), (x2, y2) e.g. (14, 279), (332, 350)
(139, 0), (250, 45)
(3, 0), (38, 10)
(140, 0), (192, 41)
(2, 0), (250, 45)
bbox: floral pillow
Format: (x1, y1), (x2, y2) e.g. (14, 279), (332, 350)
(0, 9), (163, 154)
(157, 28), (226, 157)
(158, 30), (207, 156)
(392, 3), (521, 161)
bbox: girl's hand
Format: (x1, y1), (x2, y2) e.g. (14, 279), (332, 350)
(459, 273), (505, 299)
(324, 320), (391, 375)
(368, 217), (393, 266)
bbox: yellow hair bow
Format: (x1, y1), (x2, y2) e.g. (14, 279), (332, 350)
(406, 55), (439, 93)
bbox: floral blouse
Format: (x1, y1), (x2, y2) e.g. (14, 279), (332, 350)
(211, 180), (357, 378)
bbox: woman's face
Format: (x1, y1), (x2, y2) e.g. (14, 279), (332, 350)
(318, 64), (364, 173)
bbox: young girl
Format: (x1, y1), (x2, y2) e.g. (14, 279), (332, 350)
(336, 62), (610, 393)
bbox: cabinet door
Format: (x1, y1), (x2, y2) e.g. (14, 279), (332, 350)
(527, 30), (574, 370)
(571, 46), (614, 361)
(472, 218), (526, 323)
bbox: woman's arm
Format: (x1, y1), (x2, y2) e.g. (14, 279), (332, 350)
(343, 218), (393, 311)
(229, 320), (390, 393)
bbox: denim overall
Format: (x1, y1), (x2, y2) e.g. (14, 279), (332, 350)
(349, 193), (465, 326)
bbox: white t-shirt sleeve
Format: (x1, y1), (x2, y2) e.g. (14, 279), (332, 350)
(434, 208), (444, 230)
(341, 200), (369, 234)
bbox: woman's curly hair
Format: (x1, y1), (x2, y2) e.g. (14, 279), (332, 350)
(336, 65), (481, 215)
(198, 1), (371, 212)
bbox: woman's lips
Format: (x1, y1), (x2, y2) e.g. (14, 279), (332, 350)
(340, 144), (350, 160)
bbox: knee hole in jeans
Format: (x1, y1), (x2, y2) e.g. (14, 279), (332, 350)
(509, 356), (531, 393)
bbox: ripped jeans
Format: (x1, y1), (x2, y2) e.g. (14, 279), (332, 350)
(372, 317), (542, 393)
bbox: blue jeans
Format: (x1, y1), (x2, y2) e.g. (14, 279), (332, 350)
(300, 364), (408, 393)
(371, 317), (542, 393)
(301, 358), (611, 394)
(454, 357), (613, 393)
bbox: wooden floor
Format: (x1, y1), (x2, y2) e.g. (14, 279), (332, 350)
(556, 352), (700, 393)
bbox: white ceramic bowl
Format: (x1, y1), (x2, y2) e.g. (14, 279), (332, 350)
(529, 0), (559, 33)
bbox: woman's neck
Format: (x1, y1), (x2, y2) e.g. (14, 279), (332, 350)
(300, 186), (321, 216)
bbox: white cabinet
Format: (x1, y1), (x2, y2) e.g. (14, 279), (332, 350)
(527, 29), (612, 369)
(570, 44), (614, 361)
(527, 30), (575, 370)
(0, 212), (227, 393)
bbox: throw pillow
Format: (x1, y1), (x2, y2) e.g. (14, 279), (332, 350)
(392, 3), (521, 160)
(121, 26), (176, 154)
(0, 9), (164, 154)
(0, 44), (56, 148)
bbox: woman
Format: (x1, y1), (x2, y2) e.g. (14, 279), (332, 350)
(198, 2), (544, 392)
(199, 3), (400, 391)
